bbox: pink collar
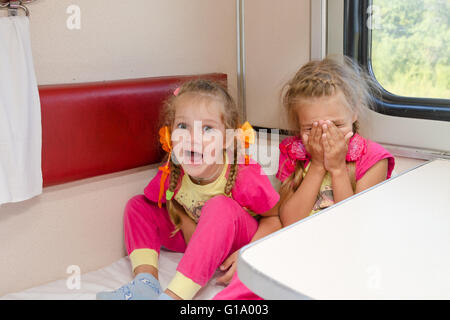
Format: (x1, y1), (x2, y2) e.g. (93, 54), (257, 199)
(280, 133), (367, 169)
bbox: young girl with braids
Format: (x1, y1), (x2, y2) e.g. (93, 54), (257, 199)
(213, 56), (395, 300)
(97, 79), (281, 300)
(276, 56), (395, 226)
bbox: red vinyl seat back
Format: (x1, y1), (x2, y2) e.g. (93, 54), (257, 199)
(40, 73), (227, 187)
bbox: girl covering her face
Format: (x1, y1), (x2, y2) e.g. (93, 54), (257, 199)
(278, 55), (395, 225)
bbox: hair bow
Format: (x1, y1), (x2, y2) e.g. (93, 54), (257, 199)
(157, 126), (173, 208)
(240, 121), (255, 165)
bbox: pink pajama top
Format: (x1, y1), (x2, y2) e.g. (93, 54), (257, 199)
(276, 133), (395, 214)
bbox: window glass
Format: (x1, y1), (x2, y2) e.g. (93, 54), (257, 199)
(370, 0), (449, 100)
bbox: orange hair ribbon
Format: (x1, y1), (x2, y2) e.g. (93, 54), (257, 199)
(240, 121), (255, 165)
(157, 126), (172, 208)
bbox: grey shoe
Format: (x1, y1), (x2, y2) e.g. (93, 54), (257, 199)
(96, 273), (162, 300)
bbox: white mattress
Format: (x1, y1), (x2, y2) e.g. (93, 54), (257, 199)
(0, 250), (224, 300)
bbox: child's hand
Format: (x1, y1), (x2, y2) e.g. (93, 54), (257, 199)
(302, 121), (325, 170)
(321, 120), (353, 174)
(215, 250), (238, 286)
(174, 203), (197, 244)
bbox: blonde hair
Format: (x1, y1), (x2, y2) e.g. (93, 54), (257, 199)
(279, 55), (378, 203)
(160, 79), (241, 233)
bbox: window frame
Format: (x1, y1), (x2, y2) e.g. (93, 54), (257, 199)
(343, 0), (450, 122)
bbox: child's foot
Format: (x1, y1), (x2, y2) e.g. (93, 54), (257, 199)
(96, 273), (162, 300)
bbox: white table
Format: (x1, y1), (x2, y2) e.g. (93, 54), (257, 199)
(238, 159), (450, 299)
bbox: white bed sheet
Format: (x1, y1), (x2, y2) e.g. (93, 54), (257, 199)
(0, 250), (225, 300)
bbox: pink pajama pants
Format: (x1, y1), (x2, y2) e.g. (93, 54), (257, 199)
(124, 194), (259, 299)
(212, 272), (263, 300)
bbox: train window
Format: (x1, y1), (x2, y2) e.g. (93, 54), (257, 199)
(371, 0), (449, 100)
(344, 0), (450, 122)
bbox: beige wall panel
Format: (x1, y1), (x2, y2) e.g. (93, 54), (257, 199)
(27, 0), (237, 97)
(244, 0), (310, 129)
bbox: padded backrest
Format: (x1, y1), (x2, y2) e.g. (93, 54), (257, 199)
(40, 73), (227, 187)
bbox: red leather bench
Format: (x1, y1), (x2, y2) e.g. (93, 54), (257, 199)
(40, 73), (227, 187)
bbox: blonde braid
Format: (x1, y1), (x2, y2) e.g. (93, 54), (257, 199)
(309, 76), (337, 92)
(224, 139), (239, 196)
(166, 160), (183, 235)
(282, 55), (379, 135)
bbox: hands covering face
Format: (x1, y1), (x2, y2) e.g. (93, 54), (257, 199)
(302, 120), (353, 173)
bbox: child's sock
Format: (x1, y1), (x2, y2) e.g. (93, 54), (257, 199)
(96, 273), (162, 300)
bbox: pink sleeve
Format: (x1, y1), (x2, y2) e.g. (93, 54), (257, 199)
(276, 149), (292, 183)
(143, 169), (170, 204)
(356, 140), (395, 181)
(275, 137), (297, 183)
(232, 162), (280, 214)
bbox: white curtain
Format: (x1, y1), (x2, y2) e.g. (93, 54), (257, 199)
(0, 16), (42, 205)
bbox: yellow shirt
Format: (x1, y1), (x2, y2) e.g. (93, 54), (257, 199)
(174, 155), (229, 223)
(303, 162), (335, 216)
